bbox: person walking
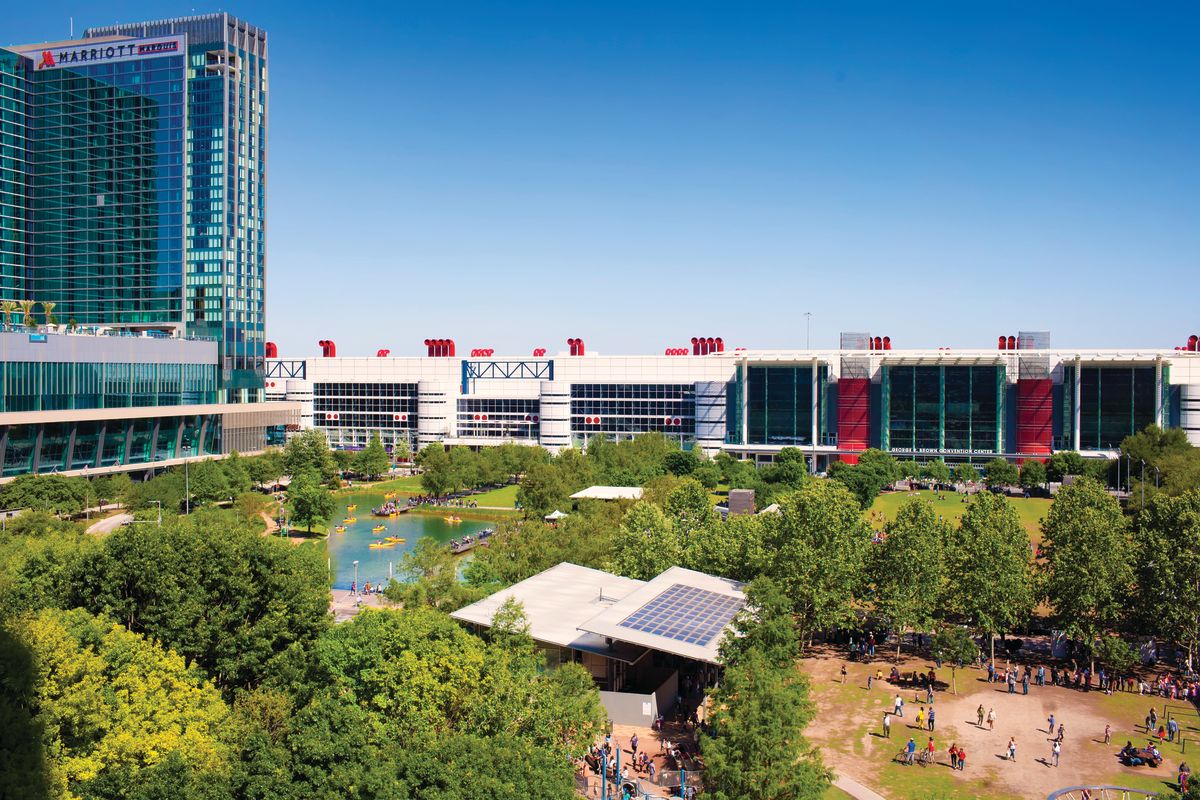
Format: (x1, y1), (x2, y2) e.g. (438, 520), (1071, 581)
(883, 712), (892, 739)
(987, 708), (996, 731)
(1052, 740), (1061, 767)
(916, 707), (925, 730)
(1104, 723), (1112, 745)
(949, 743), (959, 770)
(1038, 665), (1046, 686)
(977, 704), (986, 727)
(868, 671), (874, 690)
(895, 694), (904, 717)
(1008, 737), (1017, 761)
(1057, 724), (1065, 743)
(630, 733), (638, 760)
(928, 707), (936, 731)
(957, 746), (966, 771)
(841, 664), (848, 684)
(1048, 714), (1055, 734)
(1022, 672), (1029, 695)
(1170, 718), (1180, 743)
(906, 737), (917, 766)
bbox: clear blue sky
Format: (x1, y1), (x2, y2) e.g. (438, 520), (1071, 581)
(9, 1), (1198, 356)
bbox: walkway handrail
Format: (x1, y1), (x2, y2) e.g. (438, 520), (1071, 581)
(1047, 786), (1162, 800)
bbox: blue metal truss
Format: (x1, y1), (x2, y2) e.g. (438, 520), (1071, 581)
(461, 359), (553, 394)
(266, 360), (306, 379)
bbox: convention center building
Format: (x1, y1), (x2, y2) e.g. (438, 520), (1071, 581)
(267, 332), (1200, 467)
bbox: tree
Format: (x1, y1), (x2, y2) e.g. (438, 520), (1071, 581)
(448, 445), (482, 492)
(0, 474), (90, 516)
(187, 459), (230, 504)
(416, 443), (454, 497)
(332, 448), (355, 475)
(720, 576), (802, 669)
(664, 478), (717, 536)
(387, 537), (487, 612)
(693, 461), (721, 489)
(828, 448), (899, 508)
(664, 448), (700, 476)
(222, 452), (253, 495)
(1040, 477), (1133, 672)
(983, 457), (1019, 488)
(282, 429), (337, 483)
(765, 481), (871, 647)
(1046, 450), (1087, 483)
(1093, 634), (1136, 675)
(702, 648), (829, 800)
(685, 513), (768, 582)
(355, 433), (391, 480)
(929, 626), (979, 694)
(952, 463), (980, 484)
(515, 462), (571, 518)
(871, 498), (950, 661)
(1019, 460), (1047, 490)
(945, 492), (1036, 668)
(606, 501), (681, 580)
(0, 607), (232, 798)
(71, 512), (330, 691)
(921, 459), (951, 484)
(287, 472), (335, 532)
(246, 449), (283, 489)
(898, 460), (922, 480)
(392, 436), (412, 465)
(1133, 491), (1200, 670)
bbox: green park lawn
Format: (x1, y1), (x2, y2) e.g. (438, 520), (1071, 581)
(468, 483), (520, 508)
(339, 474), (425, 495)
(868, 489), (1052, 542)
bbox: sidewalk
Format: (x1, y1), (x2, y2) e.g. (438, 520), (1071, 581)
(330, 589), (391, 622)
(833, 772), (887, 800)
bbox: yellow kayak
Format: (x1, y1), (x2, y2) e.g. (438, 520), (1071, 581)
(372, 524), (387, 533)
(383, 492), (396, 499)
(334, 526), (346, 534)
(344, 516), (357, 524)
(445, 516), (462, 524)
(347, 504), (357, 511)
(385, 536), (406, 543)
(388, 512), (399, 518)
(368, 540), (396, 549)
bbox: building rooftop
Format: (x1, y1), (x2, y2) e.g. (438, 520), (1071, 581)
(570, 486), (645, 501)
(578, 566), (745, 665)
(450, 563), (648, 662)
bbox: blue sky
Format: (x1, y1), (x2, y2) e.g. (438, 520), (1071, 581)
(8, 1), (1198, 356)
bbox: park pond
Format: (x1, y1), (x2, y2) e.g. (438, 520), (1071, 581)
(322, 491), (495, 590)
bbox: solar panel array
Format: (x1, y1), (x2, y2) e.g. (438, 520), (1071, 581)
(617, 583), (744, 646)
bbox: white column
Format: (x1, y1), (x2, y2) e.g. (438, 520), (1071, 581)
(810, 358), (819, 462)
(740, 358), (749, 445)
(1155, 357), (1164, 427)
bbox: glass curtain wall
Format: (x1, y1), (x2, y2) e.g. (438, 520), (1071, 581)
(745, 365), (827, 446)
(883, 365), (1003, 454)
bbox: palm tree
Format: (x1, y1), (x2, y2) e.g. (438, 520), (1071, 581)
(0, 300), (16, 329)
(41, 301), (56, 327)
(17, 299), (35, 328)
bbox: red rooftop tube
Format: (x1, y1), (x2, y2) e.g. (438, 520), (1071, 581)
(376, 349), (390, 357)
(317, 339), (336, 357)
(883, 336), (891, 350)
(1008, 335), (1017, 350)
(998, 335), (1007, 350)
(691, 337), (700, 356)
(265, 341), (277, 358)
(1190, 335), (1198, 352)
(715, 337), (724, 352)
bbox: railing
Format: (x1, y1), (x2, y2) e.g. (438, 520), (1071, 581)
(0, 324), (216, 342)
(1046, 787), (1162, 800)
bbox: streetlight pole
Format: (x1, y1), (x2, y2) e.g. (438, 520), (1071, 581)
(184, 458), (190, 515)
(353, 560), (359, 595)
(804, 311), (813, 349)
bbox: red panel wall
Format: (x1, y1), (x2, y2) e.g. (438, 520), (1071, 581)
(838, 378), (871, 464)
(1016, 378), (1053, 459)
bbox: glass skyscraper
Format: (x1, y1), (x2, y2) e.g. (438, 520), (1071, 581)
(3, 13), (268, 400)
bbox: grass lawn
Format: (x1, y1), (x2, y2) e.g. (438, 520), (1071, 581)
(468, 484), (520, 508)
(338, 474), (426, 495)
(822, 786), (856, 799)
(868, 489), (1052, 542)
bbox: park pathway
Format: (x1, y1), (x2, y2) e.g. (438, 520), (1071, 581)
(833, 772), (887, 800)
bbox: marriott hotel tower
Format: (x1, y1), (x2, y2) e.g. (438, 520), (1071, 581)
(2, 14), (268, 400)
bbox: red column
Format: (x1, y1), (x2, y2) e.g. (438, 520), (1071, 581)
(1016, 378), (1053, 460)
(837, 378), (870, 464)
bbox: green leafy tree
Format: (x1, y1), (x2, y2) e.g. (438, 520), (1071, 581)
(828, 449), (898, 508)
(282, 429), (337, 483)
(945, 492), (1036, 667)
(387, 537), (487, 612)
(515, 461), (571, 518)
(952, 463), (980, 483)
(606, 501), (681, 580)
(355, 433), (391, 480)
(929, 626), (980, 694)
(187, 459), (231, 505)
(693, 461), (721, 489)
(719, 576), (802, 669)
(416, 442), (454, 497)
(389, 733), (577, 799)
(702, 647), (829, 800)
(448, 445), (482, 492)
(465, 512), (617, 587)
(221, 452), (253, 496)
(664, 477), (718, 536)
(765, 481), (871, 647)
(871, 498), (950, 661)
(71, 512), (330, 691)
(392, 436), (412, 465)
(921, 459), (951, 484)
(1040, 477), (1133, 672)
(1046, 450), (1087, 483)
(287, 472), (336, 532)
(983, 457), (1019, 488)
(1019, 459), (1047, 490)
(332, 448), (356, 475)
(898, 460), (922, 480)
(0, 474), (90, 516)
(1133, 491), (1200, 670)
(664, 448), (700, 476)
(685, 512), (768, 582)
(246, 449), (283, 488)
(0, 607), (232, 799)
(1093, 634), (1136, 675)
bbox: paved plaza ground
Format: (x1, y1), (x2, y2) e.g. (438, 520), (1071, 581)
(802, 648), (1194, 799)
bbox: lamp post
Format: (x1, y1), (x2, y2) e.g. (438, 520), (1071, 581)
(804, 311), (813, 349)
(353, 560), (359, 595)
(184, 458), (190, 515)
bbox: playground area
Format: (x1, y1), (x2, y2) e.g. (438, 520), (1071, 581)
(801, 648), (1196, 800)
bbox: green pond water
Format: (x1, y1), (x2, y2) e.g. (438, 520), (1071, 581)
(322, 491), (495, 590)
